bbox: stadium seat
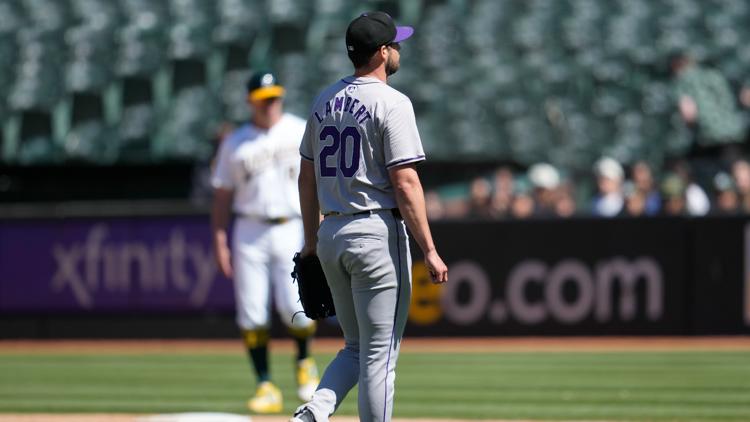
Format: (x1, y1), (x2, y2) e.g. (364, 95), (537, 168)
(168, 0), (216, 60)
(268, 0), (310, 25)
(506, 115), (553, 166)
(214, 0), (261, 46)
(10, 28), (66, 112)
(62, 93), (118, 163)
(114, 77), (157, 163)
(220, 68), (251, 124)
(151, 86), (221, 161)
(1, 0), (749, 173)
(21, 0), (71, 33)
(15, 111), (63, 165)
(116, 0), (169, 77)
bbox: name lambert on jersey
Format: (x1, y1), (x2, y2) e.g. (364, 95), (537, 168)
(313, 95), (372, 125)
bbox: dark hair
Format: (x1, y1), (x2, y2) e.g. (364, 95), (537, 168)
(348, 47), (378, 69)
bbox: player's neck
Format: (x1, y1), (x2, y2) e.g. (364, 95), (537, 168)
(354, 65), (388, 83)
(252, 113), (282, 130)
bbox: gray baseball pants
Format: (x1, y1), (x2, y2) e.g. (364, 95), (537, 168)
(304, 210), (412, 422)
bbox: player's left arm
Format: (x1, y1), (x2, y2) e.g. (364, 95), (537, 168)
(298, 159), (320, 257)
(389, 164), (448, 284)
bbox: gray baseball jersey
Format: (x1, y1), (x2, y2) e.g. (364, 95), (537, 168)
(299, 75), (425, 214)
(298, 75), (423, 422)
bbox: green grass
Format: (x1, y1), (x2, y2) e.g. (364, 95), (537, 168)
(0, 349), (749, 421)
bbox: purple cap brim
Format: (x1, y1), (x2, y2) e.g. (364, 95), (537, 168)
(393, 26), (414, 42)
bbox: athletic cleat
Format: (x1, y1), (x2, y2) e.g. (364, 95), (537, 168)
(247, 381), (283, 414)
(295, 357), (320, 402)
(290, 406), (316, 422)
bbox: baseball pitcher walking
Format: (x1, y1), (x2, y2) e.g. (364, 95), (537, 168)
(291, 12), (449, 422)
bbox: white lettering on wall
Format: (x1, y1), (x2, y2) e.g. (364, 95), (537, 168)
(50, 224), (217, 308)
(436, 257), (664, 326)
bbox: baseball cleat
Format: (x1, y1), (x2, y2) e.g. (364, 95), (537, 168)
(295, 357), (320, 402)
(290, 406), (316, 422)
(247, 381), (283, 414)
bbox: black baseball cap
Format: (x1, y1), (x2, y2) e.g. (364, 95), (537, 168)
(246, 70), (285, 101)
(346, 12), (414, 54)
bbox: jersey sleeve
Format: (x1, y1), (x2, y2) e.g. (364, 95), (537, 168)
(211, 136), (235, 190)
(299, 118), (315, 162)
(383, 99), (425, 168)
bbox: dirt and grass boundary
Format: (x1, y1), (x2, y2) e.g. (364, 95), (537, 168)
(1, 336), (750, 355)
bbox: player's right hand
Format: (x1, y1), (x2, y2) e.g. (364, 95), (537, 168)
(424, 250), (448, 284)
(216, 244), (234, 279)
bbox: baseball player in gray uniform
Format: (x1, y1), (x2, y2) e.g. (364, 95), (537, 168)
(291, 12), (448, 422)
(211, 71), (320, 414)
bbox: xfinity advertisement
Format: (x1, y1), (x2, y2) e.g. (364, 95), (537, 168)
(1, 216), (749, 335)
(0, 218), (232, 312)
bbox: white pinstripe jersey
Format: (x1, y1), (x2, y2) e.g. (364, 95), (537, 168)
(300, 75), (425, 215)
(212, 113), (306, 218)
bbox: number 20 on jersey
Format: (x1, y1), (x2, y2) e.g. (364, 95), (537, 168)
(319, 125), (361, 178)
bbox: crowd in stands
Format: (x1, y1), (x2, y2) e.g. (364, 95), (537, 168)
(425, 156), (750, 220)
(424, 52), (750, 220)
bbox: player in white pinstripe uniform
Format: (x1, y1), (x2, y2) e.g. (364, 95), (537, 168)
(211, 71), (320, 414)
(291, 12), (449, 422)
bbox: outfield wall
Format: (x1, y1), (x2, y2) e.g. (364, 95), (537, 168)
(1, 215), (748, 337)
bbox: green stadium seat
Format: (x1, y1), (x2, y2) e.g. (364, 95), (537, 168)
(214, 0), (260, 46)
(64, 120), (118, 163)
(640, 81), (673, 116)
(21, 0), (71, 33)
(0, 0), (748, 172)
(60, 93), (118, 163)
(416, 112), (454, 158)
(115, 77), (156, 163)
(66, 56), (112, 93)
(15, 111), (63, 165)
(268, 0), (311, 25)
(273, 52), (311, 116)
(663, 116), (693, 157)
(506, 115), (552, 166)
(220, 69), (251, 124)
(64, 0), (119, 92)
(152, 86), (221, 161)
(168, 0), (217, 60)
(116, 0), (168, 77)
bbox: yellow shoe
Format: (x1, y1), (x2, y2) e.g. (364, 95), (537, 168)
(247, 381), (283, 414)
(296, 357), (320, 402)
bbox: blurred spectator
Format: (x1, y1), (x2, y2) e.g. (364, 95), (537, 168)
(591, 157), (625, 217)
(425, 190), (445, 220)
(489, 166), (514, 218)
(510, 178), (535, 219)
(620, 182), (647, 217)
(711, 172), (740, 215)
(527, 163), (560, 217)
(661, 173), (688, 216)
(732, 158), (750, 212)
(466, 177), (493, 219)
(671, 53), (745, 161)
(554, 181), (577, 218)
(630, 160), (661, 215)
(669, 159), (710, 216)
